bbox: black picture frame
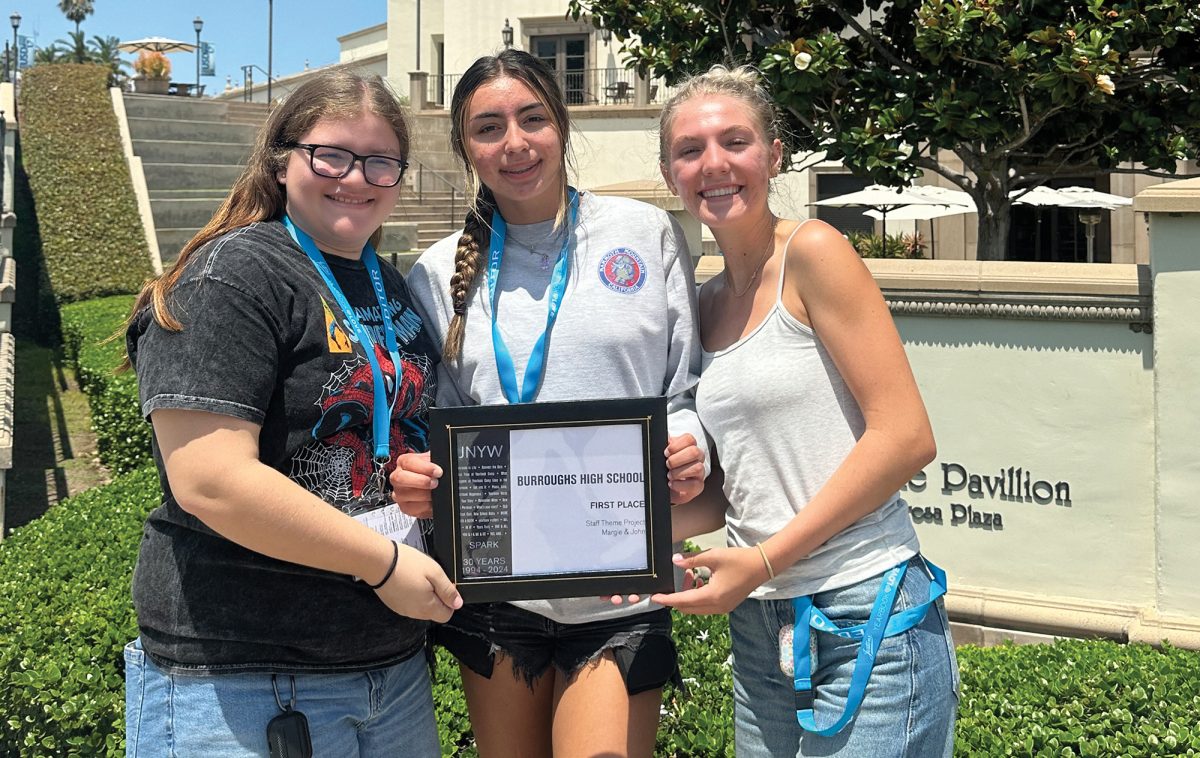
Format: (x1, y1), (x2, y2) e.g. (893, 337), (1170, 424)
(428, 397), (673, 603)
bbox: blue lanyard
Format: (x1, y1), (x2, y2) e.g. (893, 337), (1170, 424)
(486, 190), (579, 404)
(792, 557), (947, 736)
(283, 216), (402, 463)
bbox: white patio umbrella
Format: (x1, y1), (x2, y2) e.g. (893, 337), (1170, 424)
(811, 184), (937, 240)
(863, 187), (976, 258)
(908, 185), (975, 208)
(1056, 186), (1131, 263)
(1054, 185), (1133, 208)
(1010, 185), (1067, 207)
(118, 36), (196, 54)
(1012, 185), (1132, 262)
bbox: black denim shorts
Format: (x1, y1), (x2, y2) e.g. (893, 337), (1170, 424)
(435, 603), (679, 696)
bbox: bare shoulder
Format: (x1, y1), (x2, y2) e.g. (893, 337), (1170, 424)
(783, 219), (867, 286)
(787, 219), (859, 264)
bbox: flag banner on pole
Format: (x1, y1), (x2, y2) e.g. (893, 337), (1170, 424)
(201, 42), (215, 77)
(17, 34), (32, 69)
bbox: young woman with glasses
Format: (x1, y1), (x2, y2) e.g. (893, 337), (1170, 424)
(122, 69), (458, 756)
(390, 50), (708, 757)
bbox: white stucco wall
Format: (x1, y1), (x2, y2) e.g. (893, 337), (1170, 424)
(1139, 193), (1200, 620)
(568, 110), (813, 241)
(218, 58), (388, 103)
(898, 316), (1155, 606)
(339, 23), (389, 63)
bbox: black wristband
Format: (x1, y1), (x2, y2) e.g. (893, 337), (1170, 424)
(366, 540), (399, 590)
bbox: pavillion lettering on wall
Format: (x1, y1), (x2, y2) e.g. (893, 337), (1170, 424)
(903, 462), (1072, 532)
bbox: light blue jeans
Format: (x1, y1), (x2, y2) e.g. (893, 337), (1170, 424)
(729, 557), (959, 757)
(124, 639), (440, 757)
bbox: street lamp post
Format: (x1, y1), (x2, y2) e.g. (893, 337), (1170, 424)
(267, 0), (273, 103)
(501, 19), (513, 49)
(193, 16), (203, 98)
(9, 12), (19, 86)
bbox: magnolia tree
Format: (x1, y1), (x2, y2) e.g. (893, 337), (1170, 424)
(569, 0), (1200, 259)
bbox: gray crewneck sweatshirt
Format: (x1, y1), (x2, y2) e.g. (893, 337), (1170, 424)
(407, 192), (705, 624)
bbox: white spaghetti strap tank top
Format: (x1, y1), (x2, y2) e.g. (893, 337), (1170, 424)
(696, 221), (918, 598)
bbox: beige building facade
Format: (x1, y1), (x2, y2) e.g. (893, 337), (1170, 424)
(217, 7), (1200, 646)
(216, 24), (388, 104)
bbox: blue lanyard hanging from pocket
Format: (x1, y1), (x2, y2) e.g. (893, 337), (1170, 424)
(791, 556), (947, 736)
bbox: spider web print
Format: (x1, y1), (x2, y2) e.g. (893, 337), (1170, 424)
(287, 352), (435, 504)
(320, 355), (368, 406)
(291, 443), (358, 504)
(289, 356), (369, 502)
(399, 350), (435, 418)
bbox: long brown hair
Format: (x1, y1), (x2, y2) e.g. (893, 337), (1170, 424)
(442, 50), (572, 361)
(127, 69), (410, 337)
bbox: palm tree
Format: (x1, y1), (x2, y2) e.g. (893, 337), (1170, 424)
(89, 35), (130, 86)
(34, 44), (66, 65)
(55, 30), (91, 64)
(58, 0), (95, 35)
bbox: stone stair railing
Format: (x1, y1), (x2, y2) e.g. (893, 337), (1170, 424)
(0, 83), (17, 537)
(122, 94), (268, 267)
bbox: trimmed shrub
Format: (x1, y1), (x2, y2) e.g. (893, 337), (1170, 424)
(847, 230), (927, 258)
(432, 651), (476, 756)
(18, 63), (153, 304)
(60, 294), (150, 474)
(661, 610), (735, 756)
(5, 471), (1200, 758)
(955, 639), (1200, 756)
(6, 473), (1200, 755)
(0, 466), (158, 756)
(11, 141), (63, 345)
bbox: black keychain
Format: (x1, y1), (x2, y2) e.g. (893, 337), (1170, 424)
(267, 674), (312, 758)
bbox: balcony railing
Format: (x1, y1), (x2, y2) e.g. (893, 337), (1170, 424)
(433, 68), (676, 109)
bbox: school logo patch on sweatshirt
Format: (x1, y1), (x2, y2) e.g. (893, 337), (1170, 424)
(598, 248), (647, 294)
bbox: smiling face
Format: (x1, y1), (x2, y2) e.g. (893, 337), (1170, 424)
(661, 94), (783, 230)
(462, 76), (564, 224)
(277, 108), (404, 258)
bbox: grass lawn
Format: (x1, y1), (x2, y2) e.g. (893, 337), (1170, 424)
(4, 339), (109, 535)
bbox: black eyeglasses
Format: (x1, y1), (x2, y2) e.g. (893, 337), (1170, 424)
(286, 142), (409, 187)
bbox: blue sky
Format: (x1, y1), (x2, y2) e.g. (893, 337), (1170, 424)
(14, 1), (386, 92)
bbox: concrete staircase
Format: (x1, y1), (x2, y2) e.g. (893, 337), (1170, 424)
(391, 189), (462, 248)
(124, 95), (466, 264)
(124, 94), (268, 265)
(397, 111), (465, 248)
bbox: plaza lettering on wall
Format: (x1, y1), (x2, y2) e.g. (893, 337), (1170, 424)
(903, 462), (1072, 532)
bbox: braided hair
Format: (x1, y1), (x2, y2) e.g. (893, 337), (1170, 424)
(442, 49), (572, 361)
(443, 187), (496, 359)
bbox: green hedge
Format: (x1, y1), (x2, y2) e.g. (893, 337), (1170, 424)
(5, 471), (1200, 755)
(847, 230), (927, 258)
(60, 295), (150, 475)
(955, 639), (1200, 756)
(17, 63), (152, 304)
(11, 140), (63, 345)
(0, 467), (157, 756)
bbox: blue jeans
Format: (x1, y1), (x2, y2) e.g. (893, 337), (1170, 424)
(124, 639), (440, 757)
(729, 557), (959, 757)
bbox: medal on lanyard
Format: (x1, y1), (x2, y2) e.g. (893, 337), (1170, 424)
(486, 190), (579, 404)
(284, 217), (403, 491)
(284, 217), (427, 552)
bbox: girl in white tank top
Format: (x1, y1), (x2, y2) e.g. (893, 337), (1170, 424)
(652, 67), (958, 756)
